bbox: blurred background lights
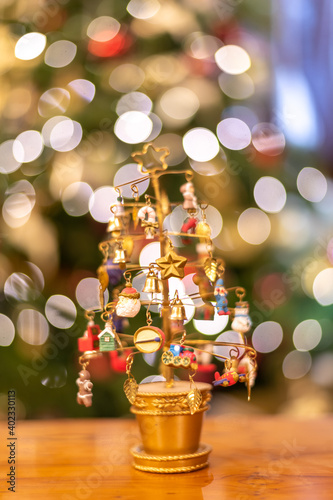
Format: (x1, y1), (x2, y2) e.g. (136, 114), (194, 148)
(15, 32), (46, 60)
(50, 120), (83, 152)
(218, 73), (255, 100)
(0, 140), (21, 174)
(41, 365), (67, 389)
(187, 33), (222, 60)
(87, 16), (120, 42)
(282, 350), (312, 380)
(114, 111), (153, 144)
(2, 193), (33, 228)
(13, 131), (43, 163)
(293, 319), (322, 352)
(127, 0), (160, 20)
(76, 277), (108, 310)
(193, 311), (229, 336)
(0, 315), (15, 347)
(313, 268), (333, 306)
(217, 118), (252, 151)
(67, 79), (96, 103)
(252, 321), (283, 353)
(311, 353), (333, 387)
(297, 167), (327, 202)
(214, 45), (251, 75)
(4, 273), (38, 302)
(204, 205), (223, 238)
(38, 88), (70, 117)
(159, 87), (199, 121)
(139, 241), (161, 268)
(116, 92), (152, 115)
(189, 150), (227, 176)
(252, 123), (286, 156)
(213, 330), (245, 359)
(17, 309), (49, 345)
(183, 128), (219, 162)
(44, 40), (77, 68)
(45, 295), (76, 329)
(42, 116), (71, 147)
(89, 186), (118, 223)
(237, 208), (271, 245)
(62, 182), (93, 217)
(113, 163), (150, 198)
(254, 176), (287, 213)
(109, 64), (145, 92)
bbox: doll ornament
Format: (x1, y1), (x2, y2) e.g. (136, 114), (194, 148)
(76, 370), (93, 407)
(214, 278), (230, 315)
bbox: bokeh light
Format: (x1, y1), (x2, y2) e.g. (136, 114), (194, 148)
(38, 88), (70, 117)
(17, 309), (49, 345)
(297, 167), (327, 202)
(218, 73), (255, 100)
(0, 140), (21, 174)
(0, 315), (15, 347)
(15, 33), (46, 60)
(293, 319), (322, 352)
(50, 120), (83, 152)
(193, 311), (229, 336)
(13, 131), (44, 163)
(186, 33), (222, 60)
(254, 176), (287, 213)
(237, 208), (271, 245)
(159, 87), (199, 122)
(252, 321), (283, 353)
(313, 268), (333, 306)
(89, 186), (118, 223)
(183, 128), (219, 161)
(282, 350), (312, 379)
(311, 353), (333, 387)
(139, 242), (161, 268)
(45, 295), (76, 329)
(213, 330), (245, 359)
(62, 182), (93, 217)
(76, 277), (109, 310)
(109, 64), (145, 92)
(215, 45), (251, 75)
(114, 111), (153, 144)
(67, 79), (96, 103)
(116, 92), (152, 115)
(44, 40), (77, 68)
(217, 118), (252, 150)
(127, 0), (160, 19)
(2, 193), (33, 228)
(4, 273), (39, 302)
(87, 16), (120, 42)
(113, 163), (150, 198)
(252, 123), (286, 156)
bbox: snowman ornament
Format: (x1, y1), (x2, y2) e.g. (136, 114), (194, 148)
(231, 302), (252, 333)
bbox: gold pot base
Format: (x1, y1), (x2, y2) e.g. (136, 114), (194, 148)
(131, 443), (212, 473)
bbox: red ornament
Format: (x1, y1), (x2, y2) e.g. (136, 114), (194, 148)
(78, 324), (101, 352)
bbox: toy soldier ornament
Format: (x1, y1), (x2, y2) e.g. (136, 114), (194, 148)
(214, 277), (230, 315)
(76, 369), (93, 407)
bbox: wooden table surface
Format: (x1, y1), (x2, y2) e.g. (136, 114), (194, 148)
(1, 415), (332, 499)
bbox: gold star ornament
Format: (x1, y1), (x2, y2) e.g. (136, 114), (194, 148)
(156, 250), (187, 279)
(132, 143), (170, 175)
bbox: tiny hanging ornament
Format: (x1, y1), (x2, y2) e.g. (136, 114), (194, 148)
(214, 277), (230, 315)
(137, 199), (158, 239)
(181, 217), (197, 245)
(180, 181), (197, 212)
(116, 273), (141, 317)
(98, 318), (122, 352)
(213, 358), (239, 387)
(204, 257), (218, 283)
(123, 353), (138, 404)
(186, 375), (202, 415)
(231, 301), (252, 334)
(76, 369), (93, 407)
(78, 314), (101, 352)
(156, 240), (187, 279)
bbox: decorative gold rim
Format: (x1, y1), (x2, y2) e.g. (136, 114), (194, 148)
(130, 405), (209, 415)
(131, 444), (212, 461)
(133, 462), (209, 473)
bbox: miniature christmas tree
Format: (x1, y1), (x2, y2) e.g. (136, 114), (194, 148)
(76, 143), (257, 473)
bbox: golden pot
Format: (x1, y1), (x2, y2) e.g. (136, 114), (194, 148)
(130, 380), (212, 473)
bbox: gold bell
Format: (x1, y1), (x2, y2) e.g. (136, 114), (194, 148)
(142, 269), (160, 294)
(107, 216), (124, 236)
(113, 246), (127, 269)
(170, 291), (187, 322)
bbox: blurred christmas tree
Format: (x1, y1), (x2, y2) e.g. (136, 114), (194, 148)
(1, 0), (333, 419)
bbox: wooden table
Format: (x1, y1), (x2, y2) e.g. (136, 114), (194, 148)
(1, 416), (332, 499)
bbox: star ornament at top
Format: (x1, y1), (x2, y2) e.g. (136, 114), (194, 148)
(156, 250), (187, 279)
(131, 143), (170, 174)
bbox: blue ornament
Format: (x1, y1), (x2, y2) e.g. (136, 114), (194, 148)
(214, 278), (230, 315)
